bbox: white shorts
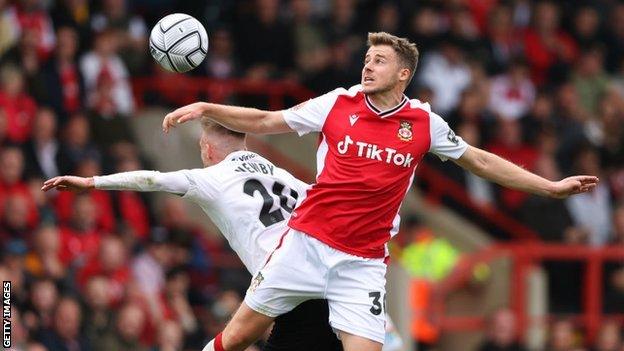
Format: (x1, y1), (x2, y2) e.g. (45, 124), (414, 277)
(244, 229), (387, 344)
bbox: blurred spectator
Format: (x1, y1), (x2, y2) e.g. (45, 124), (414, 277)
(485, 4), (523, 74)
(0, 65), (37, 143)
(373, 2), (400, 35)
(592, 320), (621, 351)
(399, 216), (460, 351)
(0, 146), (38, 227)
(566, 147), (613, 247)
(76, 235), (130, 303)
(489, 58), (535, 120)
(572, 45), (610, 116)
(22, 278), (58, 333)
(523, 1), (578, 85)
(96, 302), (148, 351)
(202, 28), (239, 79)
(154, 320), (184, 351)
(446, 4), (481, 52)
(13, 0), (56, 60)
(57, 193), (105, 267)
(39, 296), (90, 351)
(477, 308), (527, 351)
(38, 26), (85, 120)
(605, 265), (624, 313)
(23, 107), (60, 179)
(25, 225), (65, 279)
(290, 0), (327, 74)
(407, 5), (440, 55)
(547, 319), (584, 351)
(0, 0), (20, 57)
(163, 267), (197, 336)
(487, 119), (539, 211)
(90, 0), (148, 75)
(83, 276), (114, 347)
(80, 29), (134, 117)
(0, 193), (34, 242)
(418, 35), (472, 115)
(519, 155), (575, 242)
(50, 0), (91, 49)
(304, 38), (359, 94)
(234, 0), (295, 79)
(57, 113), (100, 174)
(571, 5), (604, 50)
(606, 3), (624, 72)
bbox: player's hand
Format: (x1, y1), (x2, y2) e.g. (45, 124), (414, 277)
(162, 102), (210, 133)
(548, 175), (599, 199)
(41, 176), (94, 192)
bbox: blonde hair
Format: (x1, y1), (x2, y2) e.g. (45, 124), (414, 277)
(200, 118), (245, 139)
(367, 32), (419, 83)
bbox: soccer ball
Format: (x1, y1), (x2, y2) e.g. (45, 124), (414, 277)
(149, 13), (208, 73)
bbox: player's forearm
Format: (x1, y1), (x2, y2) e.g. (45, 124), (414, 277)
(201, 103), (285, 134)
(466, 149), (554, 197)
(93, 170), (189, 195)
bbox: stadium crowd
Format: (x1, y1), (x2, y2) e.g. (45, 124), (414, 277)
(1, 0), (624, 350)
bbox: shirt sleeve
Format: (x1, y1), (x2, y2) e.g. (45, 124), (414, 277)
(282, 88), (345, 136)
(179, 168), (221, 203)
(93, 170), (191, 194)
(429, 112), (469, 161)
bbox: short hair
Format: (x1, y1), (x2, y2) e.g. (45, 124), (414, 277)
(367, 32), (419, 83)
(200, 118), (245, 139)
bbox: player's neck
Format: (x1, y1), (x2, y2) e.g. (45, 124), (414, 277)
(366, 89), (404, 111)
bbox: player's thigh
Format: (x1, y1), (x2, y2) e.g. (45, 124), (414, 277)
(264, 299), (342, 351)
(326, 257), (387, 346)
(222, 301), (275, 350)
(339, 330), (383, 351)
(244, 230), (326, 318)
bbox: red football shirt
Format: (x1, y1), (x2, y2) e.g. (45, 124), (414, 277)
(283, 85), (468, 258)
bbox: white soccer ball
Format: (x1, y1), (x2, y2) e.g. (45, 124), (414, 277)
(149, 13), (209, 73)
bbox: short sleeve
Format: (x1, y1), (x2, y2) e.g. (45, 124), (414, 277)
(282, 88), (344, 136)
(180, 168), (221, 203)
(429, 112), (468, 161)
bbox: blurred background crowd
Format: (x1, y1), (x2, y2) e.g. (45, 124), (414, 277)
(1, 0), (624, 350)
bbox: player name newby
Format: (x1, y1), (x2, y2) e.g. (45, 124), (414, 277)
(3, 281), (10, 348)
(234, 162), (275, 175)
(337, 135), (414, 167)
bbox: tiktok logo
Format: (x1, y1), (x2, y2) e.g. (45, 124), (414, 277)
(336, 135), (414, 167)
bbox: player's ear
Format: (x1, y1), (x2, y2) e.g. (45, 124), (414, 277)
(398, 67), (411, 82)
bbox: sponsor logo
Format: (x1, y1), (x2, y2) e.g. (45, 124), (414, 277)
(447, 129), (459, 145)
(397, 121), (413, 141)
(337, 135), (414, 168)
(248, 272), (264, 293)
(349, 114), (359, 126)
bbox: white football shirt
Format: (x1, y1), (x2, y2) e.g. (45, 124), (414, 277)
(94, 150), (309, 274)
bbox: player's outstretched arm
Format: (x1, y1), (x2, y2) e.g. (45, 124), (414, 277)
(42, 170), (192, 196)
(162, 102), (294, 135)
(454, 146), (599, 199)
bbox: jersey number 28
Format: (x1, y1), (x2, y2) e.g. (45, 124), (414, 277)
(243, 179), (299, 227)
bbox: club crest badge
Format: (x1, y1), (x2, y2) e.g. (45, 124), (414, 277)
(397, 121), (413, 141)
(248, 272), (264, 293)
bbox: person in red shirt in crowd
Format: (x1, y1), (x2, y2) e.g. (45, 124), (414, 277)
(14, 0), (56, 61)
(487, 119), (539, 211)
(523, 1), (578, 85)
(0, 145), (38, 226)
(39, 26), (84, 121)
(76, 235), (130, 304)
(0, 65), (37, 143)
(58, 193), (104, 267)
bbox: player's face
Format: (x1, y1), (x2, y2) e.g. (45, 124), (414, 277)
(362, 45), (402, 94)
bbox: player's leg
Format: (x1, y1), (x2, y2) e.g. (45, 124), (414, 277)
(202, 302), (274, 351)
(339, 331), (383, 351)
(264, 299), (343, 351)
(325, 251), (388, 351)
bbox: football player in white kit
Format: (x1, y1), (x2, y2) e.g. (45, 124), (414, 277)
(162, 32), (598, 351)
(41, 120), (345, 351)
